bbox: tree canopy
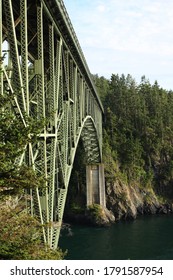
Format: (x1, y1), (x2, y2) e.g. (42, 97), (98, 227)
(94, 74), (173, 199)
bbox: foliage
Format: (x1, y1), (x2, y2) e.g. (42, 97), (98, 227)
(0, 94), (45, 194)
(95, 73), (173, 198)
(87, 204), (104, 224)
(70, 203), (85, 215)
(0, 199), (66, 260)
(92, 74), (110, 102)
(0, 94), (65, 259)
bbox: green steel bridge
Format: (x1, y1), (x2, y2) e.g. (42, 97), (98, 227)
(0, 0), (105, 248)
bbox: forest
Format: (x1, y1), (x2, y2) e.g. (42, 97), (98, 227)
(94, 74), (173, 199)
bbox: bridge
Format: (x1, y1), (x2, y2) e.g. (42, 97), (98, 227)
(0, 0), (105, 249)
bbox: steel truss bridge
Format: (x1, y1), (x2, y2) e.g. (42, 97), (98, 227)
(0, 0), (104, 248)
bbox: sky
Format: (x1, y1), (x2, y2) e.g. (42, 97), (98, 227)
(63, 0), (173, 90)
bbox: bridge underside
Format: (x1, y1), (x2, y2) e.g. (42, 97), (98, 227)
(1, 0), (104, 248)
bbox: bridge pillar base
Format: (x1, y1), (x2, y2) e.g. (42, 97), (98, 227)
(86, 164), (106, 207)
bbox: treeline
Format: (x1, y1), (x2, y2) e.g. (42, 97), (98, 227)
(93, 74), (173, 199)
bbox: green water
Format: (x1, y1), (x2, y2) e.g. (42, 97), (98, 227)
(59, 214), (173, 260)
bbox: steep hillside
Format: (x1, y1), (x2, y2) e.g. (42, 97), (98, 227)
(94, 74), (173, 220)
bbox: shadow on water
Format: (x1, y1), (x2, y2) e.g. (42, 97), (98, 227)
(59, 214), (173, 260)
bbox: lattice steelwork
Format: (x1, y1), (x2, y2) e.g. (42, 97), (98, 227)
(1, 0), (103, 248)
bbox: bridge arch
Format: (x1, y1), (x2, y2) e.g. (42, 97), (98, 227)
(70, 115), (102, 169)
(1, 0), (104, 248)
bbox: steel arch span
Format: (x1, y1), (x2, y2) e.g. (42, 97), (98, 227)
(0, 0), (104, 248)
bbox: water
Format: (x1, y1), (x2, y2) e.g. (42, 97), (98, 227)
(59, 215), (173, 260)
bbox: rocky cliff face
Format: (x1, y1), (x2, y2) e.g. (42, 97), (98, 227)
(64, 169), (173, 226)
(106, 179), (173, 221)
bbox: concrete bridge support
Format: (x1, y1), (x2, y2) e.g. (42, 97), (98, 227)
(86, 164), (106, 207)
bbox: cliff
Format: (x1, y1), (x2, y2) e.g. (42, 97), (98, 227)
(106, 179), (173, 221)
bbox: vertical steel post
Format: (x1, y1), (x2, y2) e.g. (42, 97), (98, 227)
(20, 0), (29, 115)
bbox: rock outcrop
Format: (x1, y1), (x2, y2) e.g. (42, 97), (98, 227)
(106, 179), (173, 221)
(85, 205), (115, 226)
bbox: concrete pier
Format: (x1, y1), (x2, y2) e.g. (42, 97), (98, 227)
(86, 163), (106, 207)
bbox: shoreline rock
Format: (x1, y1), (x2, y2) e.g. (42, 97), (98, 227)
(106, 179), (173, 221)
(64, 179), (173, 227)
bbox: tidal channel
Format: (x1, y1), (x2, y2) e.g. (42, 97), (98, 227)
(59, 214), (173, 260)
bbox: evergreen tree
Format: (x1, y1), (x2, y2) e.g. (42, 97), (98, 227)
(0, 95), (65, 259)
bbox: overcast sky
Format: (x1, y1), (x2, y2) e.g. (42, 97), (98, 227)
(63, 0), (173, 90)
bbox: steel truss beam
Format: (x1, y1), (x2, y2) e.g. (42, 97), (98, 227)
(1, 0), (103, 248)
